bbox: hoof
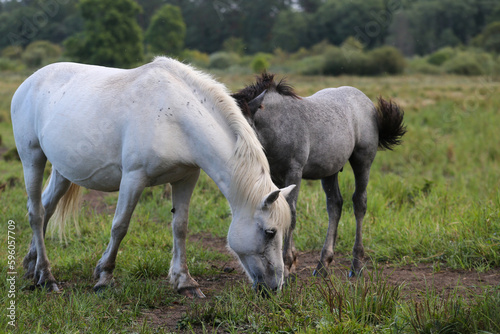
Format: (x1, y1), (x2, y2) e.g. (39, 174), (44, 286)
(93, 278), (115, 293)
(32, 281), (60, 293)
(284, 273), (297, 287)
(178, 287), (206, 298)
(23, 258), (36, 280)
(313, 262), (329, 278)
(349, 268), (363, 278)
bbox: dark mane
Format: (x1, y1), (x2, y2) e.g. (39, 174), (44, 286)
(231, 73), (300, 118)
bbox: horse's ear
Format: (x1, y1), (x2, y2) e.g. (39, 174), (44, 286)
(247, 90), (266, 118)
(261, 189), (280, 210)
(280, 185), (295, 199)
(260, 185), (295, 210)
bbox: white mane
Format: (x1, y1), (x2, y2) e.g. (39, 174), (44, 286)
(152, 57), (291, 229)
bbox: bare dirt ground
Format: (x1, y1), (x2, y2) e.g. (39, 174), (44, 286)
(82, 191), (500, 333)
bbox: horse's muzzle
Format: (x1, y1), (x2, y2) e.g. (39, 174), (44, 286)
(253, 281), (278, 298)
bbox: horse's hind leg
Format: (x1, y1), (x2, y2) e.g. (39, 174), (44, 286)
(168, 170), (205, 298)
(349, 153), (373, 277)
(20, 150), (59, 291)
(23, 169), (71, 280)
(313, 173), (343, 277)
(94, 171), (146, 291)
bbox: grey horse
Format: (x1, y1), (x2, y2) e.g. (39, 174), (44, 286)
(232, 73), (406, 278)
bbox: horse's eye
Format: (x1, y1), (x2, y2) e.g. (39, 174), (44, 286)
(265, 228), (277, 239)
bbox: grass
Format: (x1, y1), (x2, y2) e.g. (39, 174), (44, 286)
(0, 70), (499, 332)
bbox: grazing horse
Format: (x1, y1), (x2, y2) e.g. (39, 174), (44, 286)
(232, 73), (406, 278)
(11, 57), (294, 298)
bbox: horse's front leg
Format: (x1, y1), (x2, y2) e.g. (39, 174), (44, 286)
(282, 171), (302, 282)
(313, 173), (343, 277)
(168, 170), (205, 298)
(93, 171), (146, 291)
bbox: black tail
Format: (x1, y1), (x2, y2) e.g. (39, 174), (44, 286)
(376, 97), (407, 151)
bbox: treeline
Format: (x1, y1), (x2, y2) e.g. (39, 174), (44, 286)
(0, 0), (499, 75)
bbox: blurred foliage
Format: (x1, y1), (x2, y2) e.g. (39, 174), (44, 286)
(208, 51), (241, 70)
(145, 4), (185, 56)
(251, 53), (272, 73)
(63, 0), (143, 68)
(0, 0), (499, 75)
(22, 40), (61, 68)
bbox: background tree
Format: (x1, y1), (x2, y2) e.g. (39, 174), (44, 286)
(473, 21), (500, 53)
(271, 9), (309, 52)
(310, 0), (389, 49)
(0, 1), (81, 50)
(64, 0), (143, 68)
(145, 4), (186, 56)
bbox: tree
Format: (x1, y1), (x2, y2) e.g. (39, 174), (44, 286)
(271, 10), (309, 52)
(0, 1), (81, 50)
(145, 4), (186, 56)
(64, 0), (143, 68)
(311, 0), (389, 49)
(474, 21), (500, 53)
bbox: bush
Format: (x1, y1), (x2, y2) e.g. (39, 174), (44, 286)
(0, 57), (25, 71)
(442, 50), (491, 75)
(323, 46), (378, 76)
(474, 21), (500, 53)
(369, 46), (406, 74)
(296, 55), (326, 75)
(427, 46), (455, 66)
(1, 46), (23, 60)
(180, 49), (210, 68)
(251, 53), (271, 73)
(407, 57), (442, 75)
(22, 40), (62, 68)
(208, 51), (240, 69)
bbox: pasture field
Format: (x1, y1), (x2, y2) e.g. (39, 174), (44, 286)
(0, 70), (499, 333)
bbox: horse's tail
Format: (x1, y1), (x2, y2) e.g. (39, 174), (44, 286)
(46, 178), (83, 243)
(375, 97), (407, 151)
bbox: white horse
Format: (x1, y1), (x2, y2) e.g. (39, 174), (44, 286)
(11, 57), (294, 298)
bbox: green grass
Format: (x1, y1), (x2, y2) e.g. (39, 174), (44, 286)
(1, 71), (499, 332)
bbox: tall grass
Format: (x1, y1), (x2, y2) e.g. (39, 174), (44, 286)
(0, 72), (499, 332)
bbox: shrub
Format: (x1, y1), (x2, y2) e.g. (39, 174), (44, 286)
(208, 51), (240, 69)
(22, 40), (62, 68)
(369, 46), (406, 74)
(251, 53), (271, 73)
(442, 51), (491, 75)
(323, 46), (378, 76)
(0, 57), (25, 71)
(427, 46), (456, 66)
(1, 46), (23, 60)
(296, 55), (326, 75)
(180, 49), (210, 68)
(407, 57), (442, 75)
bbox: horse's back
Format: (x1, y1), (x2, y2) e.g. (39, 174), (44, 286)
(308, 86), (378, 143)
(11, 60), (203, 190)
(11, 59), (240, 191)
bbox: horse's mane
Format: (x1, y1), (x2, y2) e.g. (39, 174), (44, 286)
(152, 57), (290, 229)
(231, 73), (300, 118)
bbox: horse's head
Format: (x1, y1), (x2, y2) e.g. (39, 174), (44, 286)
(227, 185), (295, 294)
